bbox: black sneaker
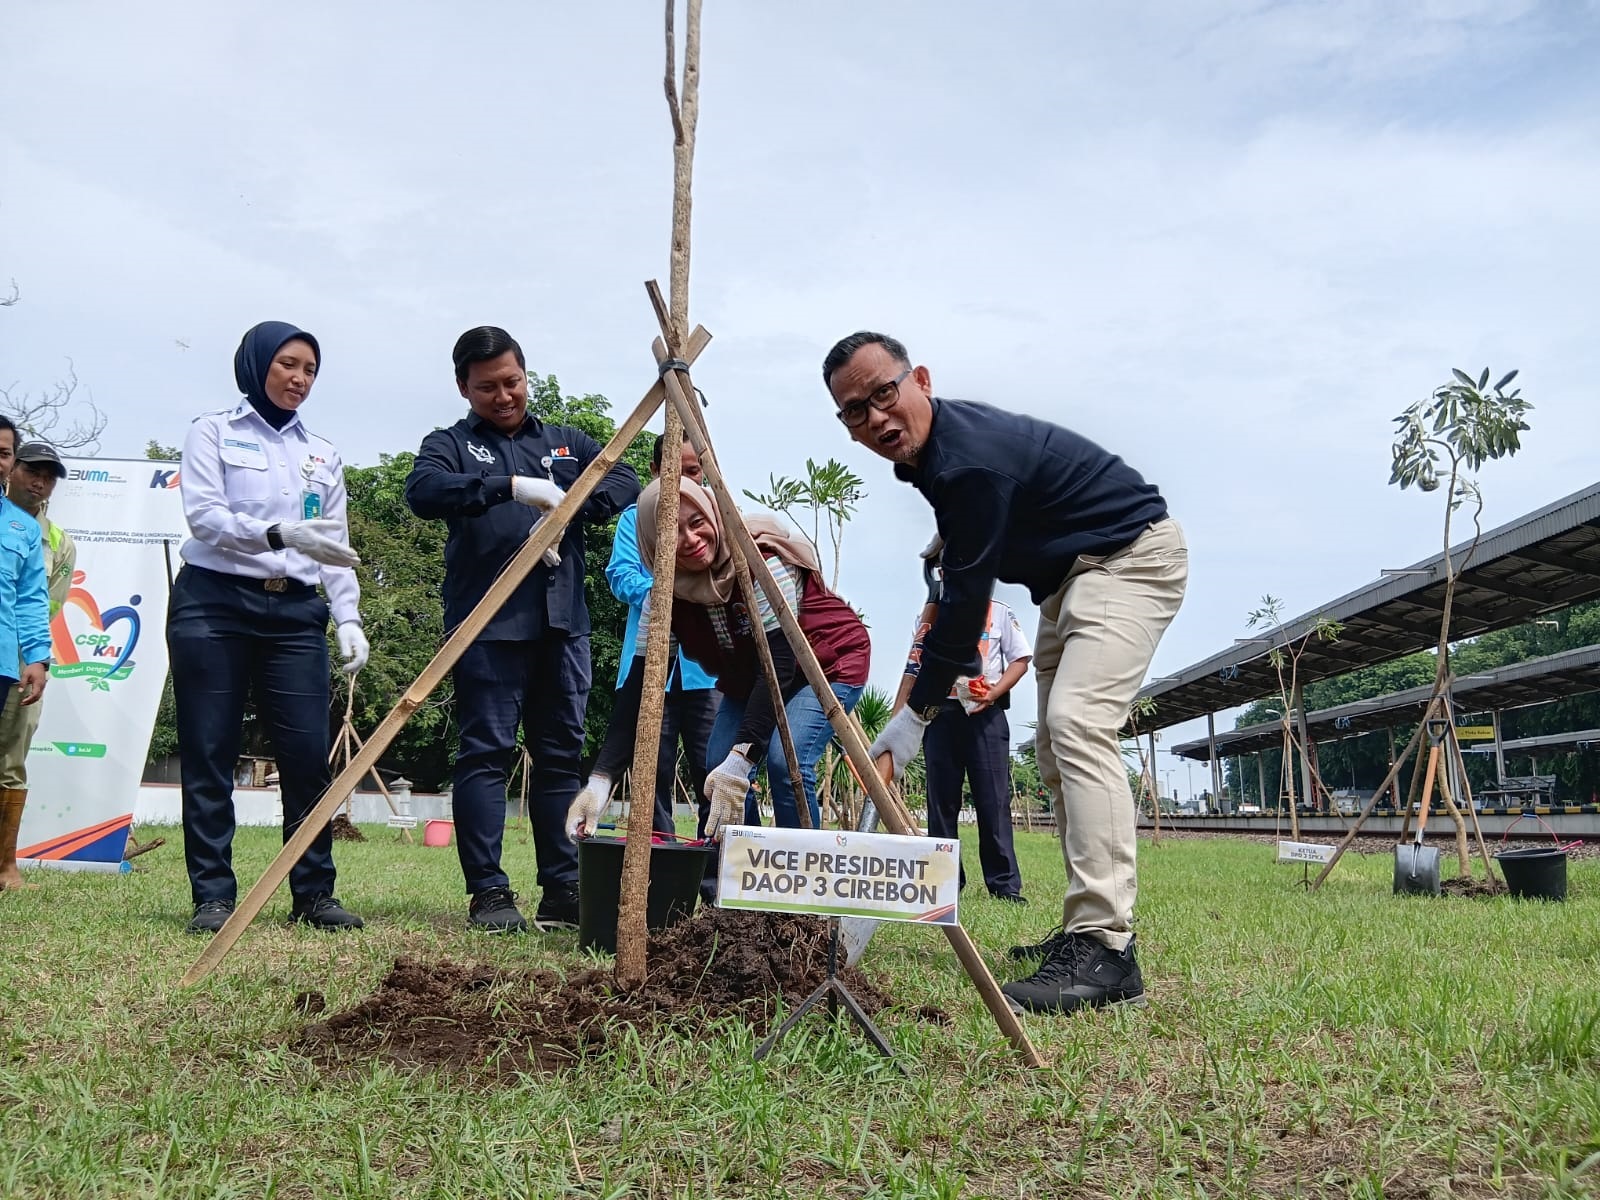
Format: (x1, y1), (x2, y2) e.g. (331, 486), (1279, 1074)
(533, 883), (580, 932)
(1001, 932), (1146, 1015)
(991, 891), (1029, 905)
(1007, 925), (1069, 961)
(469, 886), (528, 934)
(186, 898), (235, 935)
(289, 894), (364, 931)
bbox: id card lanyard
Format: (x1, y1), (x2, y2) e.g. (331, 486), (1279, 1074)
(300, 458), (321, 520)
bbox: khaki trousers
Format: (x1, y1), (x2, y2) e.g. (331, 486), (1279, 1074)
(1033, 519), (1187, 950)
(0, 663), (41, 791)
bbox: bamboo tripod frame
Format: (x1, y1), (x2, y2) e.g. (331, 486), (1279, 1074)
(330, 674), (410, 841)
(646, 295), (1042, 1066)
(1309, 685), (1498, 891)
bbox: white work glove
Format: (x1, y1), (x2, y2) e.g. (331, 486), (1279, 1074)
(869, 707), (931, 781)
(529, 514), (562, 569)
(565, 774), (612, 842)
(336, 623), (369, 674)
(277, 519), (360, 568)
(512, 476), (565, 512)
(702, 745), (754, 841)
(920, 532), (944, 560)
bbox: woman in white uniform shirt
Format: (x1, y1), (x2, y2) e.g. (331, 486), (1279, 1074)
(169, 321), (369, 934)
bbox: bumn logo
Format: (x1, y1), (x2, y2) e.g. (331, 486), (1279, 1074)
(69, 467), (126, 484)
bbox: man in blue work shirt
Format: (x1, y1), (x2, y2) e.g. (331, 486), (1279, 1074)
(406, 327), (640, 933)
(604, 434), (719, 839)
(0, 416), (52, 892)
(826, 331), (1187, 1017)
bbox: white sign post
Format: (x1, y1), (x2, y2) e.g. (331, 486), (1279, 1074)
(17, 458), (185, 872)
(718, 825), (960, 925)
(721, 824), (960, 1067)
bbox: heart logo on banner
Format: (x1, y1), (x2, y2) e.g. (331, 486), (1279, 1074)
(91, 598), (143, 686)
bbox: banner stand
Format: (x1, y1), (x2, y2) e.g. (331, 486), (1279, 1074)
(752, 917), (901, 1071)
(17, 858), (130, 875)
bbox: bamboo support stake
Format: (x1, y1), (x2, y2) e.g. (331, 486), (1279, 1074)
(1309, 715), (1427, 892)
(658, 360), (1043, 1067)
(178, 329), (710, 988)
(615, 0), (704, 990)
(1444, 720), (1498, 883)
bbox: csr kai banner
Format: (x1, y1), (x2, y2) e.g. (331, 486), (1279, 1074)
(18, 458), (185, 870)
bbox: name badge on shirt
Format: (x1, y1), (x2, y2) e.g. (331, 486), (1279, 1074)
(302, 491), (322, 520)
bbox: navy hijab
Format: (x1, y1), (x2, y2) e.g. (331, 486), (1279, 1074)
(233, 321), (321, 431)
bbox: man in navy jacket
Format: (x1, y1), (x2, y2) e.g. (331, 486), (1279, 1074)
(826, 331), (1187, 1016)
(406, 327), (639, 932)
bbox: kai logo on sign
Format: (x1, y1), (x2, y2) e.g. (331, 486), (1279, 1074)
(49, 569), (143, 691)
(149, 468), (182, 489)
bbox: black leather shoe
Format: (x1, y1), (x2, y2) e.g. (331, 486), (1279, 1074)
(533, 883), (580, 932)
(1007, 925), (1069, 961)
(289, 894), (364, 930)
(1002, 932), (1145, 1015)
(991, 891), (1029, 905)
(469, 886), (528, 933)
(186, 899), (235, 935)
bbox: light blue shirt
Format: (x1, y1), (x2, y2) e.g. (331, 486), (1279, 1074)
(0, 495), (52, 672)
(604, 504), (717, 692)
(177, 401), (362, 627)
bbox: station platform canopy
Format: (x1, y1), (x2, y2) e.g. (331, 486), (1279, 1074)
(1170, 644), (1600, 761)
(1137, 481), (1600, 732)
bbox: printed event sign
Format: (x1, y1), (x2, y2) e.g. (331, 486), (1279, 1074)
(18, 458), (185, 869)
(717, 825), (960, 924)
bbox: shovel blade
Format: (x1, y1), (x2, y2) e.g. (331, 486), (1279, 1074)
(1393, 842), (1442, 896)
(839, 798), (884, 967)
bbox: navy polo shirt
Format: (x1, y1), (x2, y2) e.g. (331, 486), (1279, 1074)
(405, 411), (640, 640)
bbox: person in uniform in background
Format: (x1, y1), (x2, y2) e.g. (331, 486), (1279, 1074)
(826, 330), (1186, 1016)
(567, 476), (870, 844)
(0, 418), (52, 891)
(604, 434), (720, 837)
(169, 322), (368, 935)
(895, 533), (1031, 902)
(405, 326), (639, 933)
(0, 441), (76, 889)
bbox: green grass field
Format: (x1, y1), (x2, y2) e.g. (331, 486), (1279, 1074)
(2, 825), (1597, 1199)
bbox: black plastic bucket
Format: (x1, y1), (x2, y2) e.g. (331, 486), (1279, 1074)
(577, 837), (715, 954)
(1494, 846), (1568, 902)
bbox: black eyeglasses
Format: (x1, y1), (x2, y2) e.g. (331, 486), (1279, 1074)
(835, 368), (911, 428)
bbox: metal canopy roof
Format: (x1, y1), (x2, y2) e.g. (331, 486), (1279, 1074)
(1463, 728), (1600, 755)
(1171, 644), (1600, 761)
(1137, 481), (1600, 731)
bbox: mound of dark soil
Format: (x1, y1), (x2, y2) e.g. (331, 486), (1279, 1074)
(295, 910), (924, 1076)
(329, 814), (365, 841)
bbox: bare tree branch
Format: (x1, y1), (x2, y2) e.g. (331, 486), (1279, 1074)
(0, 280), (18, 307)
(0, 361), (106, 452)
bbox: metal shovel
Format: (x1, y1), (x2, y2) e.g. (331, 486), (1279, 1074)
(1394, 721), (1444, 896)
(838, 795), (883, 967)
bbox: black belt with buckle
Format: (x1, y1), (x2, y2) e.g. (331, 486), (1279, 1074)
(187, 565), (314, 596)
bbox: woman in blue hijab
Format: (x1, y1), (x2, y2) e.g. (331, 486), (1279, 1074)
(167, 321), (368, 934)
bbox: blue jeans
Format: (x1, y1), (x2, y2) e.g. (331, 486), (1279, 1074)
(708, 682), (864, 829)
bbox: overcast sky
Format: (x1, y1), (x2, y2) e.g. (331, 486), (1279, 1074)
(5, 1), (1599, 797)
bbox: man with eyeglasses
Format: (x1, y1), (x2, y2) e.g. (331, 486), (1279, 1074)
(824, 331), (1187, 1017)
